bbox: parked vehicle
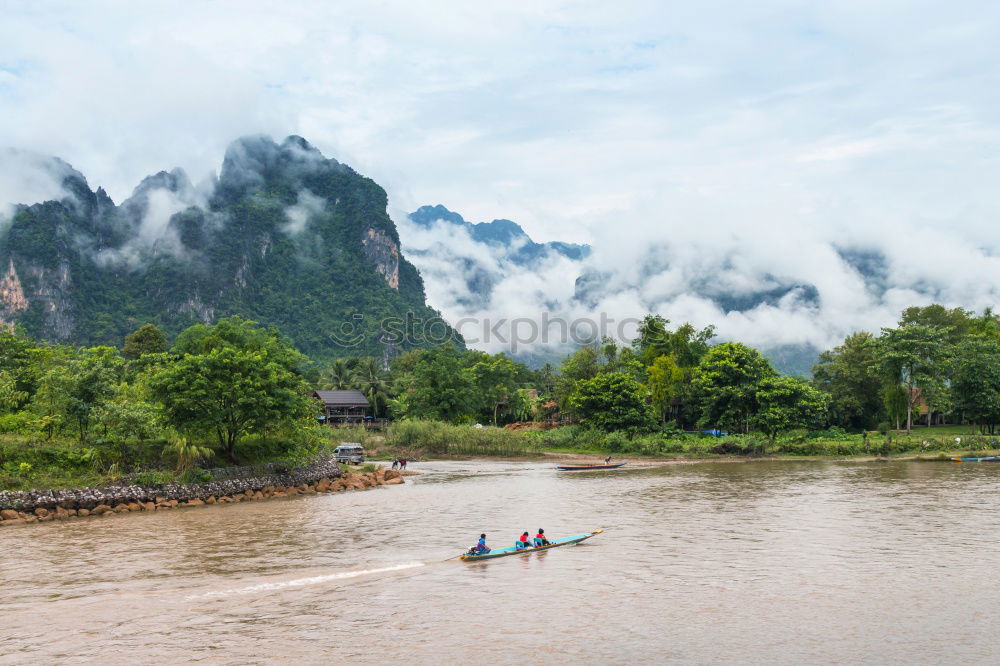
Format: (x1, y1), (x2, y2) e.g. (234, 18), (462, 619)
(334, 443), (366, 464)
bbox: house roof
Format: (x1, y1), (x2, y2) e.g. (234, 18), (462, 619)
(311, 390), (371, 407)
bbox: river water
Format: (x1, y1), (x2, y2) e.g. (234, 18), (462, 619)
(3, 459), (1000, 664)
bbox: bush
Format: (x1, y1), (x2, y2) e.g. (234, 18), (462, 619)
(0, 412), (34, 434)
(604, 431), (630, 453)
(132, 469), (177, 488)
(181, 467), (214, 484)
(385, 420), (537, 456)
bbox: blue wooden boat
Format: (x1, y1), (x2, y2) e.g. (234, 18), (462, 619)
(458, 529), (603, 561)
(949, 455), (1000, 462)
(556, 462), (626, 471)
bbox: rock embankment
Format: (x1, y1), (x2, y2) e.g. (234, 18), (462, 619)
(0, 461), (404, 527)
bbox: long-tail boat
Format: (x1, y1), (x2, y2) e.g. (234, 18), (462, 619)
(458, 529), (603, 561)
(556, 462), (626, 471)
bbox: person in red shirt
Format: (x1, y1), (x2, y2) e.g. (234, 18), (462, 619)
(516, 531), (532, 550)
(533, 529), (549, 547)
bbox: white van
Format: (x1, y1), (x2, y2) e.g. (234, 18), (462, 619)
(335, 443), (365, 464)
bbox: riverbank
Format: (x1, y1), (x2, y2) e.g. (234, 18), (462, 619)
(0, 461), (405, 527)
(396, 449), (1000, 467)
(351, 420), (1000, 462)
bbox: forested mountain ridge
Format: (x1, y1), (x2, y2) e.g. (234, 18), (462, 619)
(0, 136), (455, 358)
(408, 204), (590, 264)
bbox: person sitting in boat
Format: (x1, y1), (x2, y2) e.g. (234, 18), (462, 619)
(533, 529), (550, 547)
(515, 531), (532, 550)
(467, 533), (490, 555)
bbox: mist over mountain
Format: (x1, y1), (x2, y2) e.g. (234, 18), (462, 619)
(0, 136), (453, 358)
(397, 195), (999, 376)
(409, 205), (589, 263)
(398, 204), (827, 374)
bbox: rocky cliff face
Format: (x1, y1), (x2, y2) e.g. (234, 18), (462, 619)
(0, 136), (455, 358)
(362, 228), (400, 289)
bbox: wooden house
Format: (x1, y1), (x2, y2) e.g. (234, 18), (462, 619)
(310, 390), (371, 425)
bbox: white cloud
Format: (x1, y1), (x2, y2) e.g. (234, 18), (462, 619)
(1, 1), (999, 357)
(283, 189), (325, 235)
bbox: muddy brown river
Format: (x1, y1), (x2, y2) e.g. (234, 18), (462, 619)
(3, 459), (999, 664)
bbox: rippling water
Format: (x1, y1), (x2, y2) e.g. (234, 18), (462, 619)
(3, 460), (1000, 664)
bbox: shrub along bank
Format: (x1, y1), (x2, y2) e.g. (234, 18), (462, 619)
(526, 425), (1000, 458)
(360, 420), (1000, 460)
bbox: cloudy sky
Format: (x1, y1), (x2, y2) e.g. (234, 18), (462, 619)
(2, 1), (999, 354)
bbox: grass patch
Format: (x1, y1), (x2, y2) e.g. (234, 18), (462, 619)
(383, 420), (540, 457)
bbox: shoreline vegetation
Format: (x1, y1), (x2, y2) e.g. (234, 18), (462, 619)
(356, 420), (1000, 461)
(4, 305), (1000, 500)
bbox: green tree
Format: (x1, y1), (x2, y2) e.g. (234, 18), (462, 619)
(690, 342), (776, 433)
(149, 318), (312, 462)
(647, 355), (685, 423)
(94, 382), (162, 445)
(899, 305), (971, 343)
(123, 323), (168, 359)
(403, 344), (476, 423)
(634, 314), (715, 367)
(554, 345), (601, 410)
(752, 376), (829, 443)
(354, 357), (390, 417)
(0, 370), (28, 412)
(568, 372), (653, 432)
(0, 326), (39, 406)
(470, 355), (519, 425)
(951, 337), (1000, 434)
(508, 388), (536, 422)
(320, 358), (357, 390)
(811, 332), (883, 430)
(969, 308), (1000, 341)
(881, 384), (909, 431)
(875, 325), (948, 432)
(64, 347), (124, 442)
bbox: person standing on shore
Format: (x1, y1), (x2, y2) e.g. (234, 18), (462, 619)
(400, 458), (407, 470)
(391, 459), (399, 470)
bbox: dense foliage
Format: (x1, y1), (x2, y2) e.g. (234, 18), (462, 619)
(0, 319), (327, 489)
(4, 301), (1000, 491)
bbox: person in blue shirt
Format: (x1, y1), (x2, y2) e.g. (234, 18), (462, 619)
(471, 533), (490, 554)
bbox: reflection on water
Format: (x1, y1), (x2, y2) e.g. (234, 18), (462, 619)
(3, 460), (1000, 664)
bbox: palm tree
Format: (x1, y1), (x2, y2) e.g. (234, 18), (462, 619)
(320, 359), (357, 390)
(354, 358), (391, 417)
(164, 436), (214, 473)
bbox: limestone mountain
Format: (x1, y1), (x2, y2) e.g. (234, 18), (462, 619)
(0, 136), (455, 358)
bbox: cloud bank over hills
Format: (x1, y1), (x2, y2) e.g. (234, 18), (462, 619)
(2, 2), (1000, 367)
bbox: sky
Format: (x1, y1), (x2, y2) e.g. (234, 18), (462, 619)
(2, 1), (1000, 355)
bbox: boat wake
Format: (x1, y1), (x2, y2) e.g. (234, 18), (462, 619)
(185, 562), (426, 600)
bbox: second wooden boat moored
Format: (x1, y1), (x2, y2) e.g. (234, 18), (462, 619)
(949, 456), (1000, 462)
(556, 462), (626, 471)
